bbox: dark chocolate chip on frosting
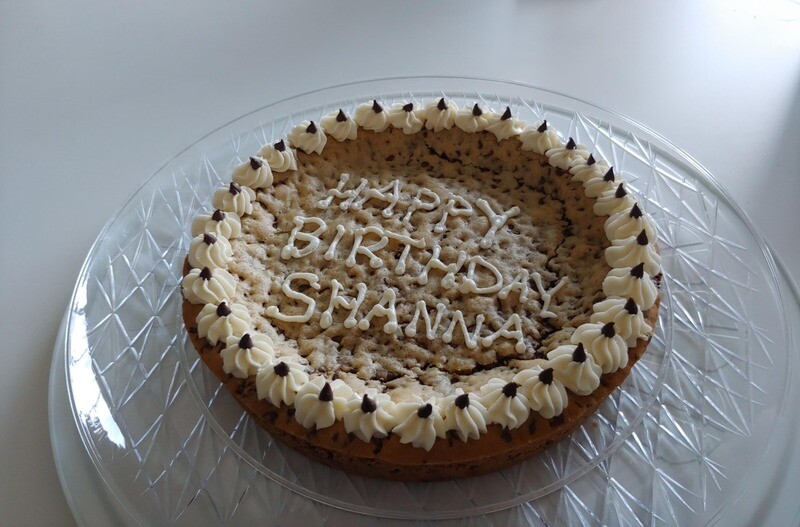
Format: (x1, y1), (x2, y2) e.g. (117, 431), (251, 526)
(274, 139), (286, 152)
(249, 156), (262, 170)
(603, 167), (615, 182)
(502, 381), (518, 397)
(306, 121), (317, 134)
(630, 203), (643, 218)
(336, 109), (347, 122)
(566, 138), (577, 150)
(319, 382), (334, 402)
(417, 403), (433, 418)
(203, 232), (217, 245)
(455, 393), (470, 409)
(199, 267), (212, 280)
(471, 103), (482, 117)
(636, 229), (649, 245)
(537, 120), (548, 133)
(631, 262), (645, 278)
(601, 322), (616, 338)
(372, 100), (383, 113)
(501, 106), (512, 121)
(238, 333), (253, 349)
(573, 342), (587, 363)
(587, 154), (596, 166)
(402, 102), (413, 112)
(361, 394), (377, 413)
(216, 302), (231, 317)
(539, 368), (554, 385)
(437, 97), (447, 111)
(212, 209), (225, 222)
(273, 361), (290, 377)
(624, 298), (639, 315)
(229, 182), (241, 195)
(615, 183), (627, 198)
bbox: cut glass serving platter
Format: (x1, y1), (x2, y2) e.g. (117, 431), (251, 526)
(55, 77), (795, 526)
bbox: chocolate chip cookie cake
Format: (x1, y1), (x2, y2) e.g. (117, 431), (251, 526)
(182, 97), (661, 481)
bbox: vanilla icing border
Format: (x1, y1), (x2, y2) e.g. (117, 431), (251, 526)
(182, 98), (661, 450)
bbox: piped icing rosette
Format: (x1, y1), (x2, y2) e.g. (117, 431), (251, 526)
(343, 390), (397, 441)
(513, 366), (568, 419)
(320, 109), (358, 142)
(354, 100), (390, 132)
(392, 397), (447, 451)
(454, 103), (493, 133)
(196, 301), (251, 345)
(594, 182), (636, 216)
(288, 120), (327, 154)
(258, 139), (297, 172)
(191, 209), (242, 239)
(485, 106), (525, 141)
(220, 332), (275, 379)
(294, 377), (353, 430)
(182, 266), (237, 304)
(604, 230), (661, 276)
(571, 322), (629, 374)
(255, 358), (309, 407)
(442, 390), (488, 442)
(386, 102), (425, 134)
(232, 156), (273, 189)
(603, 263), (659, 310)
(479, 377), (530, 429)
(584, 166), (617, 198)
(591, 297), (653, 347)
(188, 233), (232, 269)
(605, 203), (657, 241)
(546, 343), (602, 396)
(424, 97), (458, 132)
(518, 120), (563, 154)
(570, 154), (609, 184)
(212, 182), (255, 216)
(546, 138), (591, 170)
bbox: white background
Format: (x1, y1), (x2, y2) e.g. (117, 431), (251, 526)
(1, 1), (798, 525)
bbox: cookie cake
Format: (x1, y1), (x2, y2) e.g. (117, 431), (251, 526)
(181, 97), (661, 481)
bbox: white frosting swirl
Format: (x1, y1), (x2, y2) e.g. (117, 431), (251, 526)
(591, 297), (653, 347)
(191, 210), (242, 239)
(196, 302), (251, 345)
(479, 378), (530, 429)
(320, 109), (358, 142)
(605, 204), (657, 242)
(181, 266), (236, 304)
(518, 122), (563, 154)
(220, 332), (275, 378)
(571, 323), (629, 374)
(570, 158), (610, 184)
(454, 104), (493, 133)
(423, 98), (458, 132)
(212, 184), (255, 216)
(294, 377), (353, 430)
(288, 120), (327, 154)
(605, 232), (661, 276)
(546, 141), (590, 170)
(386, 102), (425, 134)
(258, 141), (297, 172)
(594, 182), (636, 216)
(546, 345), (602, 396)
(485, 107), (525, 141)
(343, 390), (397, 441)
(603, 266), (659, 310)
(255, 359), (308, 407)
(232, 156), (273, 189)
(392, 397), (446, 451)
(354, 100), (390, 132)
(187, 233), (233, 270)
(513, 367), (568, 419)
(442, 390), (488, 442)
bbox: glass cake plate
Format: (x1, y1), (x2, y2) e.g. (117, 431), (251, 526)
(55, 77), (795, 525)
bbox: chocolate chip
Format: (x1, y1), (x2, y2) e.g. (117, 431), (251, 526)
(636, 229), (649, 245)
(306, 121), (317, 134)
(630, 203), (643, 218)
(361, 394), (377, 413)
(216, 302), (231, 317)
(549, 415), (565, 427)
(437, 97), (447, 111)
(372, 438), (383, 455)
(624, 298), (639, 315)
(501, 106), (512, 121)
(601, 322), (616, 338)
(537, 120), (548, 133)
(372, 100), (383, 113)
(319, 382), (333, 402)
(274, 139), (286, 152)
(587, 154), (596, 166)
(417, 403), (433, 418)
(249, 156), (262, 170)
(402, 102), (413, 112)
(203, 232), (217, 245)
(566, 138), (577, 150)
(615, 183), (627, 198)
(455, 393), (470, 409)
(631, 262), (645, 278)
(336, 109), (347, 122)
(572, 343), (587, 363)
(471, 103), (482, 117)
(603, 167), (615, 182)
(500, 428), (513, 442)
(528, 419), (538, 434)
(238, 333), (253, 349)
(199, 267), (212, 280)
(273, 361), (289, 377)
(229, 182), (241, 195)
(539, 368), (554, 385)
(502, 382), (518, 398)
(211, 209), (225, 222)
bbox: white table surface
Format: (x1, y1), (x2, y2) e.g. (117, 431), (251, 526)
(1, 1), (799, 525)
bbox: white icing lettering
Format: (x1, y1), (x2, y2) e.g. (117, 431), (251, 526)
(402, 188), (441, 228)
(384, 230), (426, 275)
(281, 216), (327, 260)
(481, 314), (526, 353)
(353, 180), (401, 218)
(265, 273), (320, 323)
(417, 245), (467, 289)
(320, 279), (367, 329)
(358, 288), (399, 334)
(498, 269), (531, 302)
(532, 273), (568, 319)
(434, 195), (474, 233)
(324, 224), (346, 261)
(346, 226), (388, 268)
(459, 255), (504, 295)
(405, 301), (447, 339)
(475, 198), (520, 249)
(442, 310), (485, 349)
